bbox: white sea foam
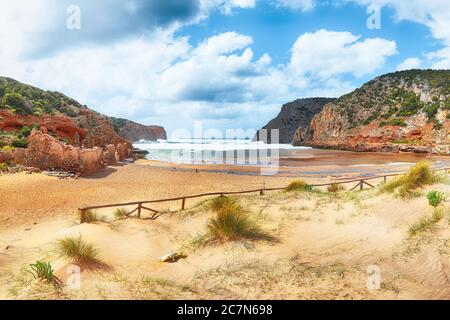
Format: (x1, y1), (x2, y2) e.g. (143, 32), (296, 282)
(134, 138), (310, 165)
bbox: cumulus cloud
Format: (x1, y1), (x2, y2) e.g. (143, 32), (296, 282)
(347, 0), (450, 69)
(397, 57), (422, 71)
(0, 1), (399, 133)
(0, 0), (203, 57)
(289, 29), (397, 79)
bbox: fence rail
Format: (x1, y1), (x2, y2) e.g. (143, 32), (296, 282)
(79, 166), (450, 223)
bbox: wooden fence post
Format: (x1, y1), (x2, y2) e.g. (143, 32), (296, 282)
(360, 180), (364, 191)
(181, 198), (186, 210)
(138, 203), (142, 219)
(79, 209), (86, 224)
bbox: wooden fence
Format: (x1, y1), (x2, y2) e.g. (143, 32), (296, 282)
(79, 166), (450, 223)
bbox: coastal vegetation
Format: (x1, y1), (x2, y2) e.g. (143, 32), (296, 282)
(380, 161), (445, 198)
(80, 210), (107, 224)
(427, 191), (446, 207)
(114, 208), (129, 219)
(408, 207), (445, 237)
(286, 180), (313, 192)
(56, 236), (101, 268)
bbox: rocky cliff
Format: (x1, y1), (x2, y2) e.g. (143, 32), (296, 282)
(109, 117), (167, 142)
(0, 77), (166, 148)
(255, 98), (335, 143)
(292, 70), (450, 155)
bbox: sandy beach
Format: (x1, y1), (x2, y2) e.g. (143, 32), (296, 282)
(1, 155), (450, 299)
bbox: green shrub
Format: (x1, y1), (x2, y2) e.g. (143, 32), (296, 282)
(19, 126), (31, 138)
(28, 261), (55, 283)
(11, 137), (28, 148)
(427, 191), (446, 207)
(424, 103), (440, 119)
(286, 180), (312, 192)
(2, 92), (25, 109)
(0, 162), (8, 172)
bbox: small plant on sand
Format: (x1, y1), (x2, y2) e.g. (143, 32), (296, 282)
(0, 162), (8, 172)
(199, 196), (273, 244)
(427, 191), (446, 207)
(286, 180), (312, 192)
(57, 235), (100, 267)
(380, 161), (438, 198)
(114, 208), (129, 219)
(28, 261), (55, 283)
(408, 207), (445, 237)
(80, 210), (107, 223)
(327, 183), (345, 193)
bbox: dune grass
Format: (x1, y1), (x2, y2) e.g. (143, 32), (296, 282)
(381, 161), (443, 198)
(197, 196), (274, 245)
(408, 207), (445, 237)
(80, 210), (107, 223)
(56, 236), (106, 271)
(285, 180), (312, 192)
(114, 208), (129, 219)
(327, 183), (345, 193)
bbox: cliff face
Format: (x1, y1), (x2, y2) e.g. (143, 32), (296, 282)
(0, 77), (166, 148)
(109, 117), (167, 142)
(292, 70), (450, 155)
(256, 98), (335, 144)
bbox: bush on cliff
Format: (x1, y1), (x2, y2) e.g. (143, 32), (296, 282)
(11, 137), (28, 148)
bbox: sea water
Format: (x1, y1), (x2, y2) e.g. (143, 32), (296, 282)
(134, 138), (310, 166)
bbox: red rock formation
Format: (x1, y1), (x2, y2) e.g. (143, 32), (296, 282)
(0, 110), (87, 145)
(23, 130), (107, 176)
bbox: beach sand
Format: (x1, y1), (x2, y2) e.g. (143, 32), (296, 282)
(1, 155), (449, 299)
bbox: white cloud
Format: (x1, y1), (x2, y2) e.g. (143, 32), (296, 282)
(0, 1), (399, 133)
(289, 29), (397, 79)
(396, 57), (421, 71)
(348, 0), (450, 69)
(275, 0), (315, 11)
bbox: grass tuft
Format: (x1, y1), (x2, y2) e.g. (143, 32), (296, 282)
(80, 210), (107, 223)
(408, 207), (445, 237)
(380, 161), (440, 198)
(198, 196), (274, 245)
(327, 183), (345, 193)
(56, 236), (106, 271)
(285, 180), (312, 192)
(114, 208), (129, 219)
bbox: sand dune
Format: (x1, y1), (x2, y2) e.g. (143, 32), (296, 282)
(1, 161), (449, 299)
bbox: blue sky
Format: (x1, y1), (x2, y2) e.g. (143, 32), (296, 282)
(0, 0), (449, 136)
